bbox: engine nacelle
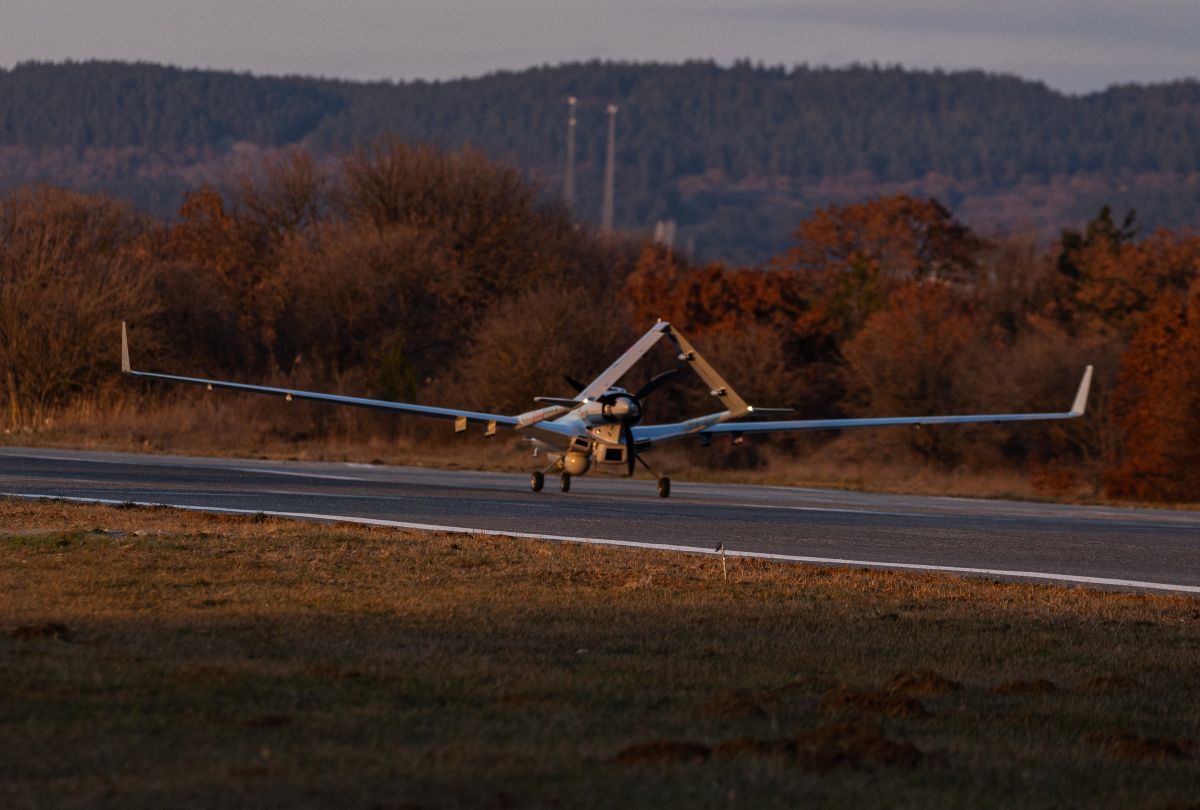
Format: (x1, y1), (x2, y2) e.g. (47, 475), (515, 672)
(563, 451), (592, 475)
(578, 394), (640, 426)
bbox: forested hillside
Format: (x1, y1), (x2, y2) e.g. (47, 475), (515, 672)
(2, 60), (1199, 262)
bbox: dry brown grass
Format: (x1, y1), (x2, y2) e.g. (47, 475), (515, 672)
(2, 497), (1199, 808)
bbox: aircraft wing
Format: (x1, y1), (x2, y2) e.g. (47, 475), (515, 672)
(636, 366), (1093, 443)
(121, 324), (518, 428)
(576, 321), (671, 400)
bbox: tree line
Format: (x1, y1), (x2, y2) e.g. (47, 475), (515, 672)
(1, 141), (1197, 501)
(3, 60), (1200, 263)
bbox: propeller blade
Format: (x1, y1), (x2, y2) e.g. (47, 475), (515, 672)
(564, 375), (585, 394)
(635, 368), (680, 400)
(623, 422), (636, 477)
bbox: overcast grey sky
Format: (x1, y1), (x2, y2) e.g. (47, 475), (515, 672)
(4, 0), (1198, 93)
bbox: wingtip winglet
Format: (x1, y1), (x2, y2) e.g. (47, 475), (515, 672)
(120, 321), (131, 374)
(1071, 365), (1093, 416)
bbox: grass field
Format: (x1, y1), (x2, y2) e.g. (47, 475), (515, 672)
(2, 498), (1198, 809)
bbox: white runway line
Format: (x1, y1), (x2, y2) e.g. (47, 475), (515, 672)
(231, 467), (368, 482)
(4, 491), (1199, 595)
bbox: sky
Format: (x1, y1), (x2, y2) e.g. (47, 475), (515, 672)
(4, 0), (1198, 94)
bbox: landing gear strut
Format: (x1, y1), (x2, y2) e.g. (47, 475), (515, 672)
(560, 472), (572, 493)
(657, 476), (671, 498)
(530, 471), (544, 492)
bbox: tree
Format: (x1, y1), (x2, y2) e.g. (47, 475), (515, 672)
(1104, 281), (1200, 502)
(1069, 228), (1200, 338)
(779, 195), (985, 337)
(453, 279), (632, 415)
(841, 282), (986, 465)
(622, 244), (840, 414)
(0, 187), (158, 427)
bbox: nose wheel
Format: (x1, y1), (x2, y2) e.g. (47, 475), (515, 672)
(560, 472), (572, 493)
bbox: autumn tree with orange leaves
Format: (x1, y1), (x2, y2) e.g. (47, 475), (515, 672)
(1104, 279), (1200, 501)
(779, 194), (985, 338)
(622, 245), (840, 414)
(841, 282), (986, 464)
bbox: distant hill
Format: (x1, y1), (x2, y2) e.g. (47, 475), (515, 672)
(3, 59), (1199, 263)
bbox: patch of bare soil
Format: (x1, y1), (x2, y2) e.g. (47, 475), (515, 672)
(991, 678), (1059, 695)
(1085, 732), (1196, 763)
(172, 664), (232, 683)
(8, 622), (73, 641)
(797, 722), (923, 770)
(819, 685), (931, 718)
(703, 689), (769, 718)
(615, 723), (923, 771)
(713, 723), (923, 771)
(611, 740), (711, 765)
(240, 715), (293, 728)
(712, 736), (797, 758)
(1081, 674), (1142, 692)
(304, 664), (362, 680)
(885, 670), (963, 697)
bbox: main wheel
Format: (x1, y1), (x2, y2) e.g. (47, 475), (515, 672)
(560, 472), (572, 493)
(657, 476), (671, 498)
(530, 471), (544, 492)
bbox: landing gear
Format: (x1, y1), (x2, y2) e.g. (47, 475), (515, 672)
(560, 472), (572, 493)
(530, 471), (544, 492)
(657, 476), (671, 498)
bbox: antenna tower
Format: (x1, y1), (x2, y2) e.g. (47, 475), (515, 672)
(563, 96), (577, 212)
(601, 103), (618, 232)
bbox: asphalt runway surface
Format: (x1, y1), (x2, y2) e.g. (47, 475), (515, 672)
(2, 446), (1198, 594)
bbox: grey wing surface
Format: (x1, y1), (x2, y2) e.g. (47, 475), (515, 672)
(636, 366), (1093, 443)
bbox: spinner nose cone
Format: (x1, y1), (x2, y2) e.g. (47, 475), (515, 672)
(614, 397), (639, 419)
(602, 394), (641, 423)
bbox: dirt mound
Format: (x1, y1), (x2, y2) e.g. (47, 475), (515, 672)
(615, 723), (922, 771)
(305, 664), (362, 680)
(991, 678), (1058, 695)
(1086, 732), (1195, 762)
(9, 622), (73, 641)
(886, 669), (963, 697)
(611, 740), (711, 765)
(820, 685), (931, 718)
(1082, 674), (1142, 692)
(800, 722), (923, 770)
(241, 714), (292, 728)
(703, 690), (768, 718)
(713, 736), (795, 759)
(713, 724), (922, 770)
(764, 676), (835, 697)
(173, 664), (232, 683)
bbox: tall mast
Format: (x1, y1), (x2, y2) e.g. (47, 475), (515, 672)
(601, 103), (618, 232)
(563, 96), (577, 212)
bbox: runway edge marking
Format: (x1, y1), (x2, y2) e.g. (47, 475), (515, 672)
(4, 492), (1199, 595)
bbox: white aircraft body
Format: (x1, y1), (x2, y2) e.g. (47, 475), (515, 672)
(121, 320), (1092, 498)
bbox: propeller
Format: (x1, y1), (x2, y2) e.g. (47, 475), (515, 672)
(620, 368), (681, 477)
(622, 421), (637, 477)
(560, 367), (680, 478)
(634, 368), (680, 400)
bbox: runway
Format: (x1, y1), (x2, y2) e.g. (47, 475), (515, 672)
(2, 446), (1198, 594)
